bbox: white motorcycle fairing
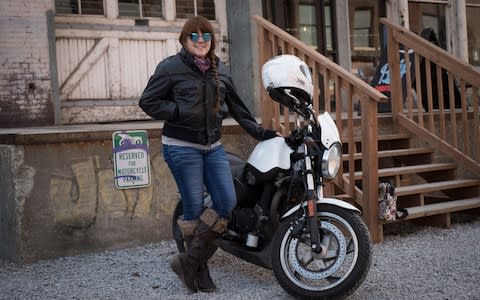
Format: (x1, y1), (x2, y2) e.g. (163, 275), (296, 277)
(281, 197), (360, 219)
(317, 112), (341, 148)
(247, 136), (293, 173)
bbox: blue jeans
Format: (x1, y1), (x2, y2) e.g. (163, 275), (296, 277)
(163, 144), (237, 220)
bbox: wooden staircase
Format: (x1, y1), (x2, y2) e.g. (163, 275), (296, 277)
(342, 122), (480, 230)
(253, 15), (479, 242)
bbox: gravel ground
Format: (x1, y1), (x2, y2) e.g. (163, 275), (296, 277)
(1, 214), (479, 300)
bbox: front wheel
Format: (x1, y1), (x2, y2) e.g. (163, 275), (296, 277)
(272, 204), (372, 300)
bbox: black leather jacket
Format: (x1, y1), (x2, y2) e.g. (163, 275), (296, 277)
(139, 48), (276, 145)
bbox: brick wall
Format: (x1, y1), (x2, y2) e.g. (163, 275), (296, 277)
(0, 1), (54, 128)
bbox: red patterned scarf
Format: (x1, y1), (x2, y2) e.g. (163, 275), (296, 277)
(193, 56), (211, 73)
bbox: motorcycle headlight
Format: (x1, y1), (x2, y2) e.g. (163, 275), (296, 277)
(321, 142), (342, 179)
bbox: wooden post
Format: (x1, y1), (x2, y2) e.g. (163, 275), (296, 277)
(164, 0), (175, 21)
(398, 0), (409, 29)
(386, 0), (409, 28)
(455, 0), (468, 63)
(104, 0), (119, 19)
(255, 21), (273, 129)
(108, 38), (120, 100)
(386, 26), (402, 117)
(361, 97), (382, 243)
(335, 0), (352, 71)
(46, 10), (60, 125)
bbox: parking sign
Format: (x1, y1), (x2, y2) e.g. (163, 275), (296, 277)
(112, 130), (151, 189)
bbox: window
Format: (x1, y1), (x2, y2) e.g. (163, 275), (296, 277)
(349, 1), (382, 71)
(353, 8), (373, 49)
(118, 0), (163, 18)
(408, 2), (446, 49)
(176, 0), (216, 20)
(298, 4), (317, 47)
(324, 3), (333, 52)
(466, 1), (480, 65)
(56, 0), (104, 15)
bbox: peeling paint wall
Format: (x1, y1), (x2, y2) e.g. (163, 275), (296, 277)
(0, 146), (17, 258)
(0, 145), (36, 259)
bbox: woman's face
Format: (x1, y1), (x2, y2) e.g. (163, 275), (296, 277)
(184, 31), (212, 59)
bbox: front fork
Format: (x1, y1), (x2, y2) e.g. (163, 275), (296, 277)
(303, 145), (323, 254)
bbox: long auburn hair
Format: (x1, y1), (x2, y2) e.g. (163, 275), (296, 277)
(179, 16), (221, 111)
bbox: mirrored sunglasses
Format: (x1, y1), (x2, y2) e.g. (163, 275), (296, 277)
(189, 32), (212, 43)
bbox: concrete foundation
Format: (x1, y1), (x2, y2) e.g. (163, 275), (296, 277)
(0, 120), (257, 262)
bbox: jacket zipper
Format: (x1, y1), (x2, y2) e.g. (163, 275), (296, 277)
(202, 75), (210, 147)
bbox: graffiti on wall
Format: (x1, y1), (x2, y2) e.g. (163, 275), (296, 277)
(49, 153), (177, 228)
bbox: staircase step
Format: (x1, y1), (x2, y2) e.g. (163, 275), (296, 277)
(343, 147), (433, 160)
(343, 133), (411, 143)
(346, 163), (457, 180)
(402, 197), (480, 220)
(395, 179), (480, 196)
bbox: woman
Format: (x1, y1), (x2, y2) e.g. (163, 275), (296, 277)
(139, 16), (277, 293)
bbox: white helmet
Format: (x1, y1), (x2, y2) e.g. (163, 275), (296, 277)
(261, 55), (313, 106)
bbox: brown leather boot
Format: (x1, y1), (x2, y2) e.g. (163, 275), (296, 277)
(194, 208), (227, 292)
(169, 219), (198, 293)
(170, 209), (227, 294)
(195, 242), (218, 292)
(176, 220), (219, 292)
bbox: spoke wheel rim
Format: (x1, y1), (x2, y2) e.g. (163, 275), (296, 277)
(279, 212), (359, 291)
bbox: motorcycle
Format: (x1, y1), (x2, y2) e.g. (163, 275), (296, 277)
(172, 55), (372, 299)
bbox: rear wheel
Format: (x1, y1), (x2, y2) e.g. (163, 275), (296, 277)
(172, 201), (186, 253)
(272, 204), (372, 299)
